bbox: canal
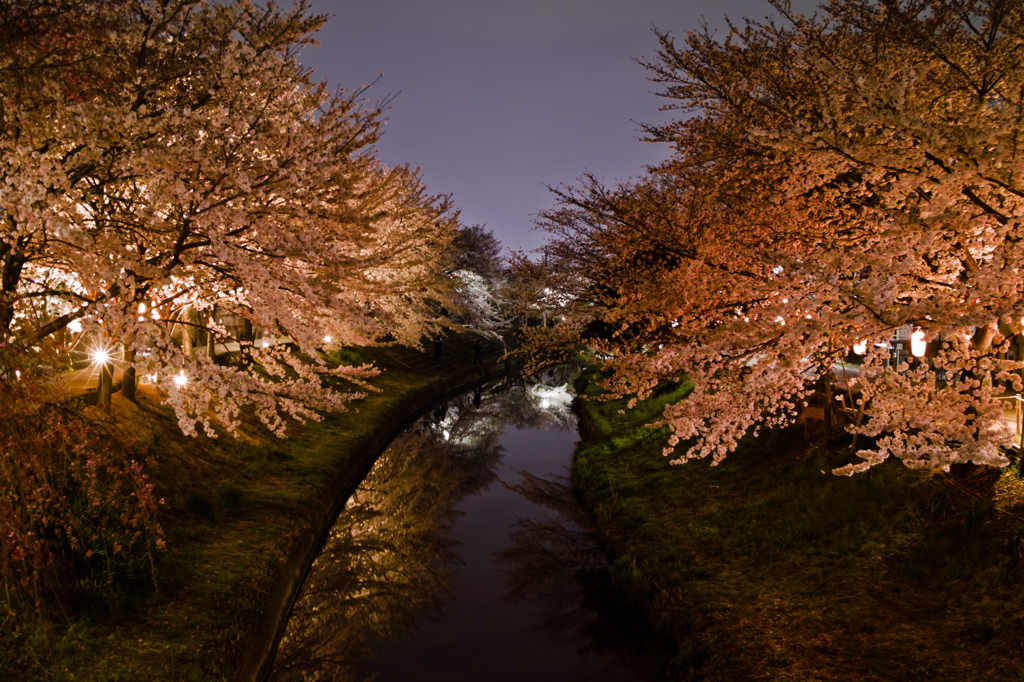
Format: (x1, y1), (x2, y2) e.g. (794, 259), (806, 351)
(270, 366), (664, 681)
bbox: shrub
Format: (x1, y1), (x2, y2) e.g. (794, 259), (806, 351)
(0, 350), (165, 619)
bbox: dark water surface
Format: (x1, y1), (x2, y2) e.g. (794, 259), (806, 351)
(271, 369), (659, 682)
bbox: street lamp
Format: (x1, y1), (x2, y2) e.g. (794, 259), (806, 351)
(91, 345), (113, 409)
(911, 329), (926, 358)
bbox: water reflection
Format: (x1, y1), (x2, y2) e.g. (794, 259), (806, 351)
(271, 432), (462, 682)
(499, 474), (672, 677)
(272, 366), (654, 682)
(500, 472), (603, 616)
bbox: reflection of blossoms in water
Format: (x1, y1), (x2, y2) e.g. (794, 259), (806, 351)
(418, 366), (582, 498)
(498, 472), (674, 678)
(271, 433), (462, 682)
(526, 380), (576, 430)
(420, 364), (581, 450)
(271, 366), (587, 682)
(499, 471), (605, 631)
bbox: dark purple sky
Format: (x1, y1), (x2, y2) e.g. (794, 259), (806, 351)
(300, 0), (817, 255)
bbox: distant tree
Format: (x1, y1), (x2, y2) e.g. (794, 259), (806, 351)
(0, 0), (457, 435)
(504, 252), (584, 369)
(453, 224), (503, 282)
(538, 0), (1024, 473)
(449, 224), (507, 329)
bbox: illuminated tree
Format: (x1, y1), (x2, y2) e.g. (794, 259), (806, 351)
(448, 224), (507, 329)
(539, 0), (1024, 473)
(0, 0), (457, 435)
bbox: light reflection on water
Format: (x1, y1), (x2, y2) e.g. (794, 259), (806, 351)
(271, 367), (660, 682)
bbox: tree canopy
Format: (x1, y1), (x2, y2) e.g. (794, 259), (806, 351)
(537, 0), (1024, 473)
(448, 223), (507, 329)
(0, 0), (458, 435)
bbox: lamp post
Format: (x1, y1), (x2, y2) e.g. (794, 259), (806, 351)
(93, 346), (112, 410)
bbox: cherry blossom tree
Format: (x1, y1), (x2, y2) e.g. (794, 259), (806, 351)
(0, 0), (458, 435)
(449, 224), (507, 329)
(538, 0), (1024, 473)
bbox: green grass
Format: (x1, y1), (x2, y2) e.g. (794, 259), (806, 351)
(1, 342), (479, 681)
(572, 371), (1024, 681)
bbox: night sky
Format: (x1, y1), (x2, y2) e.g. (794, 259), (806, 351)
(299, 0), (818, 254)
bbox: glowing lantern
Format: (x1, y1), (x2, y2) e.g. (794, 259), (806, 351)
(138, 302), (147, 314)
(911, 328), (926, 357)
(853, 340), (867, 355)
(173, 370), (187, 387)
(91, 347), (111, 365)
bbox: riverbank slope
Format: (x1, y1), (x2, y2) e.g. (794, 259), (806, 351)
(4, 333), (507, 681)
(571, 374), (1024, 681)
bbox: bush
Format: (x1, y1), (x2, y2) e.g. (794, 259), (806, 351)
(0, 350), (165, 620)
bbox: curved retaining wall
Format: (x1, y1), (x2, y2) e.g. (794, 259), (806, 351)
(235, 360), (509, 682)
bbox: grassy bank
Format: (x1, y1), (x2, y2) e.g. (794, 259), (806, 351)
(3, 339), (499, 681)
(571, 372), (1024, 681)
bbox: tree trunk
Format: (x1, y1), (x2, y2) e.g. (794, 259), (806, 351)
(206, 305), (217, 361)
(99, 361), (112, 410)
(972, 321), (997, 352)
(181, 305), (197, 361)
(122, 346), (137, 403)
(0, 246), (26, 341)
(823, 378), (834, 440)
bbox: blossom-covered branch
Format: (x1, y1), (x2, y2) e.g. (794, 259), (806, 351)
(0, 0), (459, 435)
(537, 0), (1024, 472)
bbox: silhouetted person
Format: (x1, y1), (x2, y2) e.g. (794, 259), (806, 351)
(473, 386), (482, 408)
(473, 340), (482, 365)
(434, 339), (443, 365)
